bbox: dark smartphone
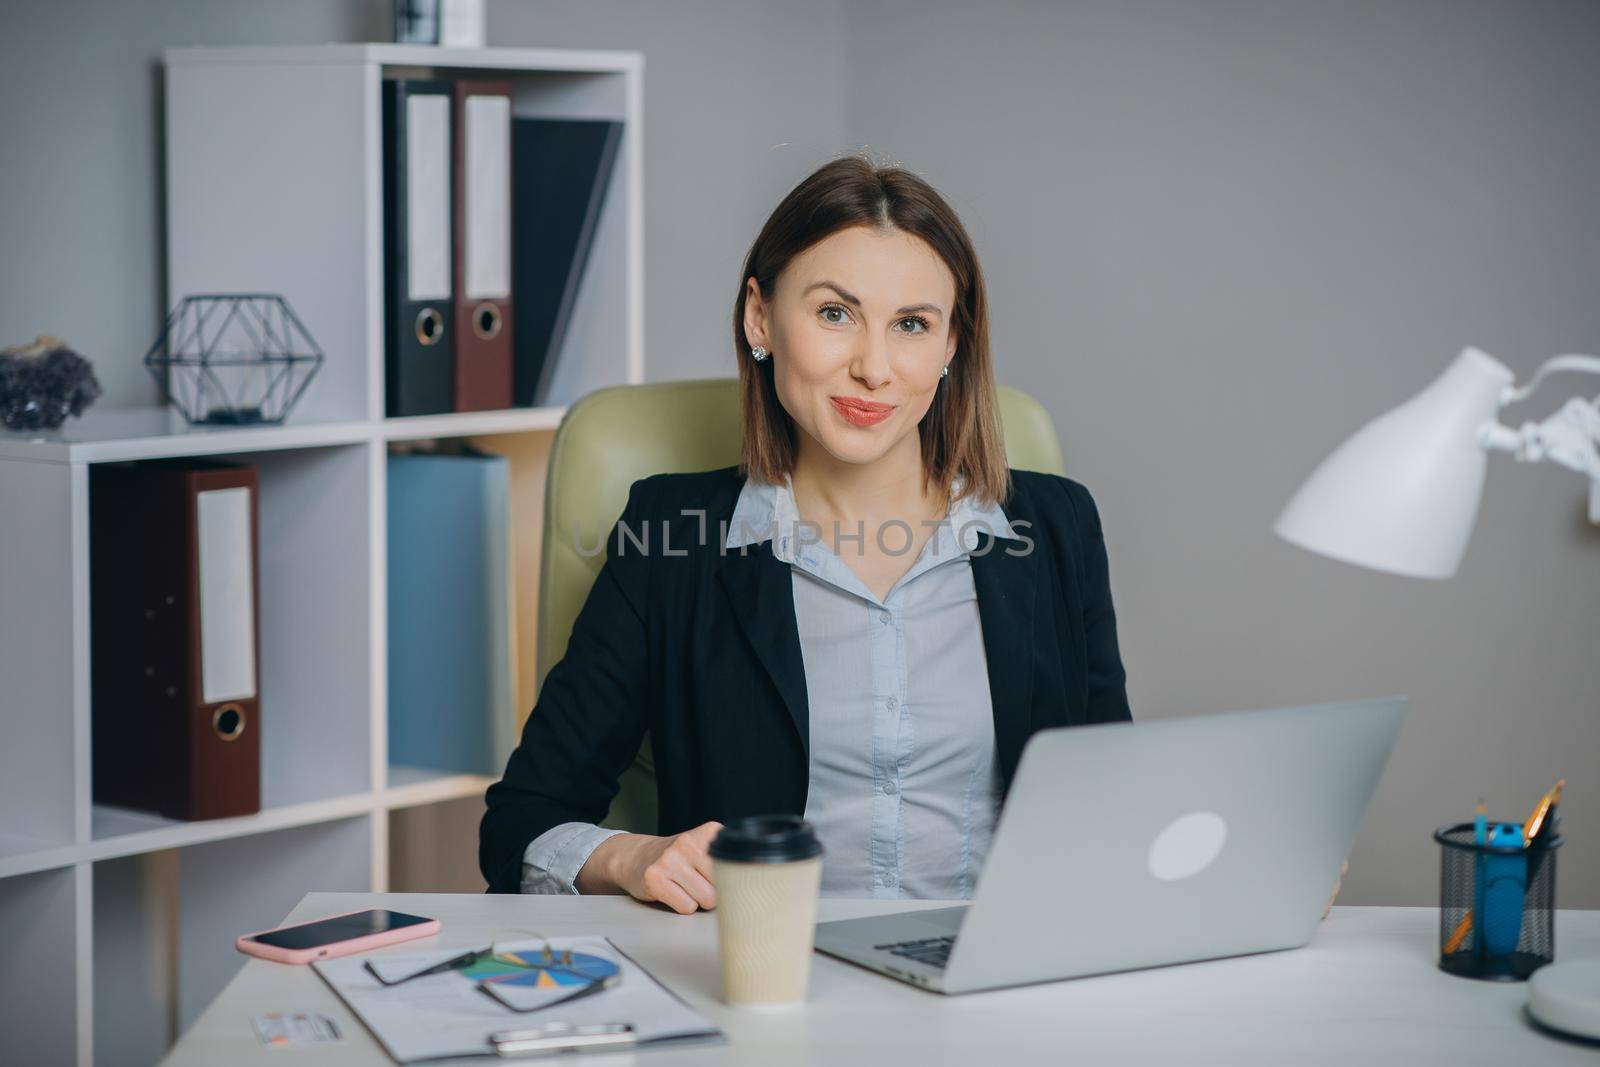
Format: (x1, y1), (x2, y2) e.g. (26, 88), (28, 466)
(236, 909), (441, 963)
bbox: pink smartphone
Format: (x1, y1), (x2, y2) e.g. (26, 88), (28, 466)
(236, 908), (441, 964)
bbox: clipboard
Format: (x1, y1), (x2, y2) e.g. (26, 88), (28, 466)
(314, 936), (725, 1063)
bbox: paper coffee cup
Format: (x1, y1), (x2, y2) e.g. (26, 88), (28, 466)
(709, 815), (824, 1006)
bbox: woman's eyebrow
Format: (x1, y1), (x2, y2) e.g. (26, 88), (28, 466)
(803, 280), (945, 318)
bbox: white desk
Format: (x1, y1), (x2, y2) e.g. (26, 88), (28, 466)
(163, 894), (1600, 1066)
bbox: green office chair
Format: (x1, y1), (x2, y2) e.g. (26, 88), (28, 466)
(535, 377), (1066, 834)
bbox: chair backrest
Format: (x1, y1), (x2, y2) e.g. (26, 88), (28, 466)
(535, 377), (1065, 831)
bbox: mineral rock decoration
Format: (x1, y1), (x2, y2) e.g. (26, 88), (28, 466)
(0, 334), (104, 431)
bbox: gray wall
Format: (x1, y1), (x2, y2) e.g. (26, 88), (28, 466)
(2, 1), (1596, 907)
(837, 0), (1600, 907)
(0, 0), (392, 407)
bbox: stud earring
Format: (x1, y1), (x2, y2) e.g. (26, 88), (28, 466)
(940, 364), (950, 378)
(750, 345), (769, 362)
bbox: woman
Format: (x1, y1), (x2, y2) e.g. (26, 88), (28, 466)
(479, 155), (1132, 908)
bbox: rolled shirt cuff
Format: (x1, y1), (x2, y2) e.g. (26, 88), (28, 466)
(521, 822), (628, 894)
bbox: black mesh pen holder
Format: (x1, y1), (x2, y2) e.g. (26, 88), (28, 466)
(1435, 822), (1561, 981)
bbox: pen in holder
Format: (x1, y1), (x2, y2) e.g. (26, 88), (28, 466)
(1434, 821), (1562, 981)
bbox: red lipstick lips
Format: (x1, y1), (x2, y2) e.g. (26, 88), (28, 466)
(830, 396), (896, 427)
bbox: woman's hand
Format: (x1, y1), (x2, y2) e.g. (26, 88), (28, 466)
(577, 821), (724, 914)
(1322, 860), (1349, 920)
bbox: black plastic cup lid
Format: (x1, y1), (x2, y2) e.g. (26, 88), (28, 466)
(708, 814), (822, 864)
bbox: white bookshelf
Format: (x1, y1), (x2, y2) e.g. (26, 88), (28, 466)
(0, 44), (644, 1066)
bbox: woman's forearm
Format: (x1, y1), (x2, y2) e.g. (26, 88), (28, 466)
(575, 832), (640, 894)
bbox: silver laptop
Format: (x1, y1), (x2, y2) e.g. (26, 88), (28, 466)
(813, 696), (1406, 994)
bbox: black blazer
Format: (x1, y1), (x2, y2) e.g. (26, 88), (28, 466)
(479, 466), (1131, 893)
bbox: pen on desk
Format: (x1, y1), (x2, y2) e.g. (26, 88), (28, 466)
(490, 1022), (636, 1058)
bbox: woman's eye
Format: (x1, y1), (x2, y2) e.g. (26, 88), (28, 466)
(816, 305), (928, 333)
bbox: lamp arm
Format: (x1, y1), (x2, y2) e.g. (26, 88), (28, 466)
(1477, 395), (1600, 523)
(1499, 353), (1600, 406)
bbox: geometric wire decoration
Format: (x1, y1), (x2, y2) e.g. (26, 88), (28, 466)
(144, 293), (324, 425)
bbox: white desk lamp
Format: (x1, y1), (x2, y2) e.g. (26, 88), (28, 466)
(1275, 346), (1600, 579)
(1274, 345), (1600, 1038)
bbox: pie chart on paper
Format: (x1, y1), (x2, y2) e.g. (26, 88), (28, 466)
(467, 950), (618, 988)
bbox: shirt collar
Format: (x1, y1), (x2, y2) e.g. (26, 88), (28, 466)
(724, 472), (1018, 560)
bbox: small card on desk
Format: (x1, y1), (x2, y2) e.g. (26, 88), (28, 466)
(250, 1012), (343, 1048)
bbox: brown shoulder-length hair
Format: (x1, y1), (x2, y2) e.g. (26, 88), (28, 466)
(732, 154), (1011, 507)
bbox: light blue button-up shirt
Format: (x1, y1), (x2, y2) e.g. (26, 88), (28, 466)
(522, 474), (1018, 900)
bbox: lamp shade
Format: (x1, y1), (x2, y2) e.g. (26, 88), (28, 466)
(1274, 347), (1514, 579)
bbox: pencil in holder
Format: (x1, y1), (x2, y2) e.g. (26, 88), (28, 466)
(1434, 821), (1561, 981)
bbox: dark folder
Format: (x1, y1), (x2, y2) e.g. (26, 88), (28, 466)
(384, 79), (456, 417)
(510, 117), (624, 407)
(90, 460), (262, 821)
(452, 80), (515, 411)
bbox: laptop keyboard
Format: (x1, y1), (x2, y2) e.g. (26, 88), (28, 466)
(876, 935), (955, 969)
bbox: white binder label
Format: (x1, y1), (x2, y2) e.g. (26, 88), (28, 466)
(197, 487), (257, 704)
(406, 94), (452, 302)
(463, 94), (511, 300)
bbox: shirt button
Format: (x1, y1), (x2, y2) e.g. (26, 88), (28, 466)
(885, 695), (898, 710)
(882, 780), (898, 796)
(881, 872), (897, 888)
(879, 610), (892, 625)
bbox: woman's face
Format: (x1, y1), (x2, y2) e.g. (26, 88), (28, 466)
(744, 224), (958, 471)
